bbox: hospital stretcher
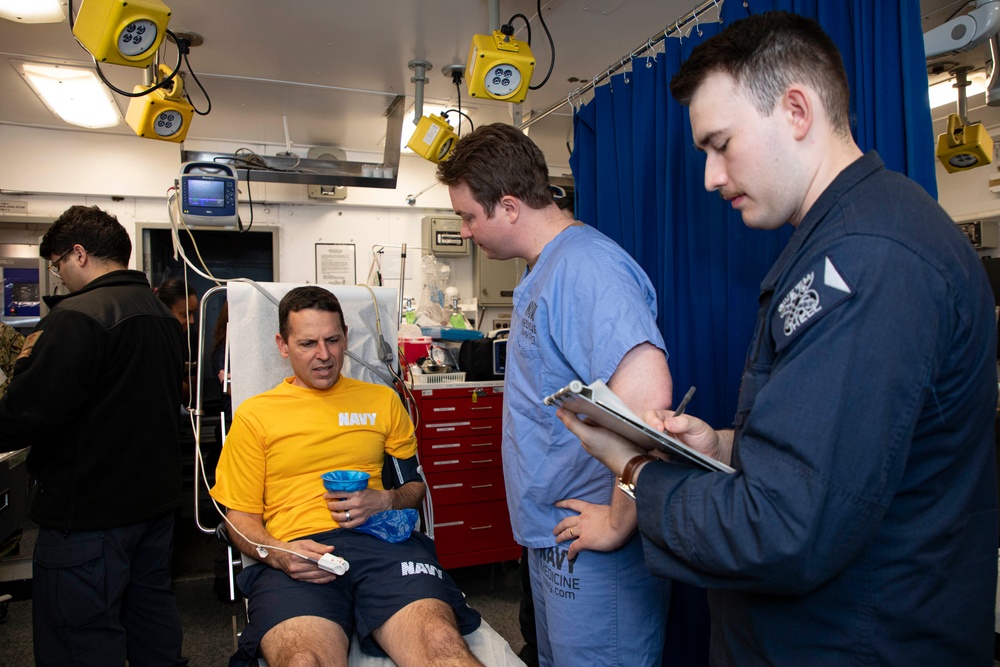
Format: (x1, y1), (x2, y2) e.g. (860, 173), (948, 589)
(195, 283), (524, 666)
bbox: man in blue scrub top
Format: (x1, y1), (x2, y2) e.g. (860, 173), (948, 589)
(560, 12), (999, 666)
(438, 123), (675, 666)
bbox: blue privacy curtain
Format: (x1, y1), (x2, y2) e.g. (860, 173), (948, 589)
(571, 0), (933, 428)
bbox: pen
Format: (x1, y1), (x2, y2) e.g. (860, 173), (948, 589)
(673, 386), (696, 417)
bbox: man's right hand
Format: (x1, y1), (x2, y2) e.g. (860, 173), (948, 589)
(273, 539), (340, 584)
(645, 411), (732, 466)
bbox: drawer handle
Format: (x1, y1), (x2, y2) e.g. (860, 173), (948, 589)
(435, 521), (464, 528)
(432, 460), (461, 466)
(433, 483), (463, 489)
(433, 427), (456, 433)
(470, 406), (493, 411)
(471, 459), (494, 464)
(432, 407), (457, 412)
(470, 525), (493, 531)
(470, 484), (493, 489)
(431, 443), (461, 449)
(469, 426), (492, 431)
(470, 442), (493, 447)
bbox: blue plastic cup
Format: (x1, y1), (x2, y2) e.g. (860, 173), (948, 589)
(321, 470), (370, 494)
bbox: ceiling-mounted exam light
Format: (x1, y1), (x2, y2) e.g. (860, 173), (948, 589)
(466, 27), (534, 103)
(937, 113), (993, 173)
(72, 0), (171, 68)
(125, 64), (192, 142)
(406, 113), (459, 163)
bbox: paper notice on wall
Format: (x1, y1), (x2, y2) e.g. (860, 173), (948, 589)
(0, 200), (28, 214)
(315, 243), (356, 286)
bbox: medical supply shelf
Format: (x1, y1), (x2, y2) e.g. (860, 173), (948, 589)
(409, 382), (521, 570)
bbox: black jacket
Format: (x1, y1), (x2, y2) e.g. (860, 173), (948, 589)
(0, 270), (184, 530)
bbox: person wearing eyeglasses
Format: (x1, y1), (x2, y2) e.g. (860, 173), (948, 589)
(0, 205), (188, 666)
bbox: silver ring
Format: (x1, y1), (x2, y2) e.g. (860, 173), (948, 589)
(345, 510), (351, 522)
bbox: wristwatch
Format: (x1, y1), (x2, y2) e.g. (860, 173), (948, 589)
(617, 454), (657, 500)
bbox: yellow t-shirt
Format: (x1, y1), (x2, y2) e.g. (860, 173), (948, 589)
(210, 376), (417, 541)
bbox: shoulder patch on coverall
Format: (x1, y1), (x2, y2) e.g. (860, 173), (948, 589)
(772, 256), (854, 353)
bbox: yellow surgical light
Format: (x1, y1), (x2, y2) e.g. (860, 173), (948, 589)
(125, 65), (193, 142)
(936, 113), (993, 173)
(72, 0), (171, 68)
(406, 114), (459, 163)
(466, 30), (534, 104)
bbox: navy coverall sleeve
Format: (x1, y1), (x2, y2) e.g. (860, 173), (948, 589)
(635, 237), (955, 594)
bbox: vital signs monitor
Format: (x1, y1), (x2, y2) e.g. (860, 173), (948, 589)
(178, 162), (238, 226)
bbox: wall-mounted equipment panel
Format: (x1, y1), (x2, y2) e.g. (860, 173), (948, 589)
(475, 245), (525, 307)
(957, 220), (1000, 249)
(422, 216), (469, 256)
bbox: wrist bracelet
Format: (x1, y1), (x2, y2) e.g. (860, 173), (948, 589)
(617, 454), (657, 500)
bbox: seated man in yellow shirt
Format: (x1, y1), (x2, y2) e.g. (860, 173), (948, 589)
(211, 286), (483, 667)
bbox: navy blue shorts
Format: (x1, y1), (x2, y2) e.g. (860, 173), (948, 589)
(233, 529), (481, 662)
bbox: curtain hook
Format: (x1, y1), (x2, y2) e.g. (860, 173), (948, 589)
(675, 19), (684, 43)
(694, 13), (702, 36)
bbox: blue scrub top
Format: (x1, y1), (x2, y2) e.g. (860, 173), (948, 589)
(503, 223), (668, 547)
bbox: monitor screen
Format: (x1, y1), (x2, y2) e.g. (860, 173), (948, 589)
(187, 178), (226, 208)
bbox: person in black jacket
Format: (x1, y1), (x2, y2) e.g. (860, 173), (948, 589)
(0, 205), (188, 666)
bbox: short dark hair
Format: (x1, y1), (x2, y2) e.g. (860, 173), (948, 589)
(155, 278), (197, 309)
(278, 286), (347, 340)
(670, 12), (851, 137)
(40, 205), (132, 265)
(436, 123), (554, 217)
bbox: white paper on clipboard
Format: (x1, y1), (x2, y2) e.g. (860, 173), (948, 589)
(544, 379), (734, 473)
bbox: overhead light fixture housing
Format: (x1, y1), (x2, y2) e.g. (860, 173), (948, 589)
(466, 29), (535, 104)
(0, 0), (66, 23)
(13, 60), (121, 128)
(126, 64), (193, 142)
(406, 114), (459, 163)
(72, 0), (172, 69)
(936, 112), (993, 172)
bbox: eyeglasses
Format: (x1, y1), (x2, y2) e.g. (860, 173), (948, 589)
(47, 247), (75, 277)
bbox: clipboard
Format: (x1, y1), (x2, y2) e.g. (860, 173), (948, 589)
(544, 379), (735, 473)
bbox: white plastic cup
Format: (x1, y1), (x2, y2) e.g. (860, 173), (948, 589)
(372, 166), (385, 178)
(362, 164), (374, 177)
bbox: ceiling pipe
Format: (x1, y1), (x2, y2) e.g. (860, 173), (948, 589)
(488, 0), (500, 32)
(408, 59), (432, 125)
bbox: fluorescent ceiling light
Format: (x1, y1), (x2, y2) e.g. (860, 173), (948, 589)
(13, 61), (121, 128)
(0, 0), (66, 23)
(928, 72), (988, 109)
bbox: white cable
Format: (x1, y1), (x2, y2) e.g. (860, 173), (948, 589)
(164, 192), (279, 306)
(195, 443), (320, 566)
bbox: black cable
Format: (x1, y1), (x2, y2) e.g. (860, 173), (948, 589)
(455, 76), (463, 135)
(505, 14), (532, 45)
(444, 109), (474, 134)
(182, 51), (212, 115)
(92, 30), (184, 98)
(529, 0), (555, 90)
(241, 168), (253, 233)
(451, 72), (466, 136)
